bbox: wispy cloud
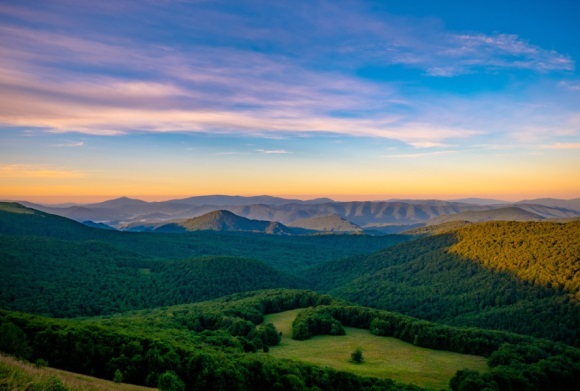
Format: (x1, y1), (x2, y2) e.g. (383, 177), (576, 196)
(541, 143), (580, 149)
(215, 151), (250, 155)
(0, 1), (577, 151)
(432, 33), (573, 75)
(559, 81), (580, 91)
(0, 164), (86, 178)
(51, 141), (85, 147)
(383, 151), (457, 159)
(255, 149), (291, 154)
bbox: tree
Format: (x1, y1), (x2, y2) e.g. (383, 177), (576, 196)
(351, 347), (364, 363)
(113, 369), (124, 383)
(0, 322), (31, 359)
(158, 370), (185, 391)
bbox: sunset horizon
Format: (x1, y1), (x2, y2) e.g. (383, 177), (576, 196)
(3, 192), (580, 205)
(1, 0), (579, 206)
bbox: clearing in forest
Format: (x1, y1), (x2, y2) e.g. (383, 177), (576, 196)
(264, 308), (488, 389)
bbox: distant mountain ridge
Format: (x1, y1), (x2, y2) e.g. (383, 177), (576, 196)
(287, 214), (363, 232)
(427, 207), (545, 225)
(13, 195), (580, 233)
(448, 198), (508, 205)
(517, 198), (580, 212)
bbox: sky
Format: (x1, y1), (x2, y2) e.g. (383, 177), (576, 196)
(1, 0), (579, 203)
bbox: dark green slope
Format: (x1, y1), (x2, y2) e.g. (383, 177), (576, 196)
(0, 202), (104, 241)
(308, 221), (580, 346)
(0, 235), (302, 317)
(155, 257), (302, 304)
(0, 202), (408, 273)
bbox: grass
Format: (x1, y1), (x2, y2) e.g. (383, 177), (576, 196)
(0, 353), (156, 391)
(264, 309), (488, 390)
(0, 203), (34, 214)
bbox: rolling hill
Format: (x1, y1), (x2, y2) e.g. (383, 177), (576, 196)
(154, 210), (294, 234)
(0, 202), (409, 317)
(3, 200), (580, 347)
(308, 221), (580, 346)
(2, 289), (578, 391)
(0, 232), (302, 317)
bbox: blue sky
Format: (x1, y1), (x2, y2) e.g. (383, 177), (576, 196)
(1, 0), (579, 202)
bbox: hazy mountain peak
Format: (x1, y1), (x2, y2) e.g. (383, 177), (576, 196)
(155, 209), (293, 234)
(91, 196), (149, 207)
(288, 214), (362, 232)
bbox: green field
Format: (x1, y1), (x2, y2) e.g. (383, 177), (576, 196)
(264, 309), (488, 390)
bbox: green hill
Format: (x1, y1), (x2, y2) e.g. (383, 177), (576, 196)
(0, 202), (408, 317)
(1, 290), (578, 391)
(155, 210), (294, 234)
(0, 234), (302, 317)
(0, 202), (104, 241)
(0, 202), (408, 274)
(309, 221), (580, 346)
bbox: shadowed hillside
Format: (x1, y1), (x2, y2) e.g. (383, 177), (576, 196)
(0, 202), (408, 274)
(309, 221), (580, 346)
(0, 234), (302, 317)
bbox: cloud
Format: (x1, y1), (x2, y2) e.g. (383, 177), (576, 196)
(215, 151), (250, 155)
(559, 81), (580, 91)
(51, 141), (85, 147)
(383, 151), (457, 159)
(381, 32), (574, 77)
(541, 143), (580, 149)
(0, 2), (577, 151)
(0, 164), (86, 179)
(255, 149), (291, 154)
(406, 141), (451, 149)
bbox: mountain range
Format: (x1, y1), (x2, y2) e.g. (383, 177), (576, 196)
(12, 195), (580, 234)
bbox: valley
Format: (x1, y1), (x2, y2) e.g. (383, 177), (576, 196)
(0, 199), (579, 390)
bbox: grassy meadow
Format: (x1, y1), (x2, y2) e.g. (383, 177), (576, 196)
(0, 354), (156, 391)
(264, 309), (488, 389)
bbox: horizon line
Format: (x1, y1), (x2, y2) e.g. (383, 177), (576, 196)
(2, 193), (579, 206)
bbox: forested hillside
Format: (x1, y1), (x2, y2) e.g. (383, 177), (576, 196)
(1, 289), (578, 391)
(309, 221), (580, 346)
(450, 221), (580, 300)
(0, 235), (301, 317)
(0, 202), (408, 273)
(2, 202), (580, 389)
(0, 202), (408, 318)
